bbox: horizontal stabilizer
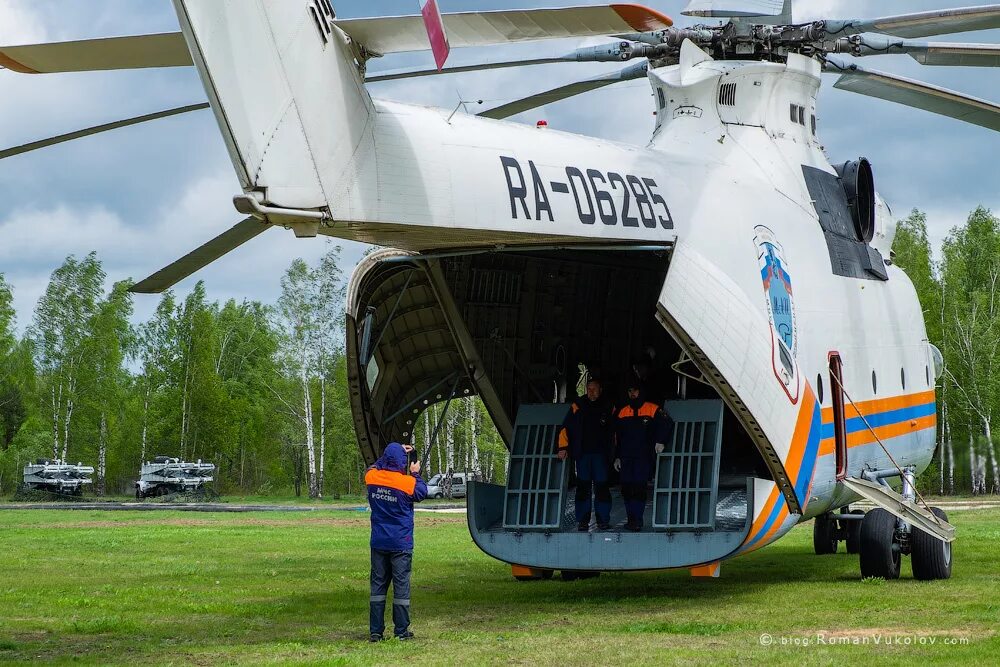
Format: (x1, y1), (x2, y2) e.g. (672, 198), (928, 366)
(828, 58), (1000, 133)
(0, 103), (209, 161)
(0, 32), (190, 74)
(842, 477), (956, 543)
(334, 5), (672, 55)
(131, 217), (269, 294)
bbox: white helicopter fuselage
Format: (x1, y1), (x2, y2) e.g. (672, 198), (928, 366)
(174, 0), (936, 568)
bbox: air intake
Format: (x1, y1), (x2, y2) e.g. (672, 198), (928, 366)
(719, 82), (737, 106)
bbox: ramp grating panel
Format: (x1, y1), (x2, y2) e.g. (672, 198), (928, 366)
(653, 400), (724, 531)
(503, 404), (570, 530)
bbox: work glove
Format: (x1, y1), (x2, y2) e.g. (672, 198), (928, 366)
(557, 449), (568, 461)
(655, 443), (665, 454)
(614, 459), (622, 472)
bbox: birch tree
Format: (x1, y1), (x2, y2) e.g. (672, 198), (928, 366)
(30, 253), (104, 461)
(276, 254), (342, 499)
(940, 207), (1000, 494)
(84, 281), (134, 495)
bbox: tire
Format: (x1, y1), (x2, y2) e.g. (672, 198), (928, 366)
(911, 507), (952, 581)
(434, 493), (443, 499)
(845, 510), (864, 554)
(860, 508), (900, 579)
(813, 515), (838, 555)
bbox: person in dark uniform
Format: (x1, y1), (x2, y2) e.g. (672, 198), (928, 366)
(557, 378), (616, 531)
(365, 442), (427, 642)
(614, 382), (672, 532)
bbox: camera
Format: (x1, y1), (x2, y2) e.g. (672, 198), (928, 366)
(407, 447), (419, 466)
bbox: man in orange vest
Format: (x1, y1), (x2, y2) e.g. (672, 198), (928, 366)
(614, 382), (672, 532)
(365, 442), (427, 641)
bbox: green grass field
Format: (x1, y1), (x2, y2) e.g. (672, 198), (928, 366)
(0, 506), (997, 666)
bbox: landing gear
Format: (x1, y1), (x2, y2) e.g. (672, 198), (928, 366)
(912, 507), (953, 581)
(813, 515), (838, 554)
(812, 507), (864, 555)
(859, 508), (901, 579)
(854, 467), (954, 581)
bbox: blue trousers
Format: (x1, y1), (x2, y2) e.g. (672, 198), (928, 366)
(620, 457), (651, 526)
(370, 549), (412, 637)
(575, 453), (611, 525)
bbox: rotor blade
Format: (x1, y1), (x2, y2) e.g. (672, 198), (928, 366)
(826, 5), (1000, 39)
(131, 217), (270, 294)
(478, 61), (649, 120)
(333, 5), (672, 55)
(682, 0), (786, 18)
(366, 41), (660, 83)
(0, 103), (209, 161)
(825, 57), (1000, 133)
(0, 32), (190, 74)
(839, 36), (1000, 68)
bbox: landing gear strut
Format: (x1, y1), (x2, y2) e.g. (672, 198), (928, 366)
(856, 467), (952, 581)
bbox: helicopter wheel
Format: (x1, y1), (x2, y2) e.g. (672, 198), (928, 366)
(859, 508), (900, 580)
(911, 507), (952, 581)
(813, 515), (838, 555)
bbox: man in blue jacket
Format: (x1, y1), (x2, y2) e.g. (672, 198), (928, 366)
(365, 442), (428, 642)
(557, 378), (616, 531)
(614, 382), (672, 531)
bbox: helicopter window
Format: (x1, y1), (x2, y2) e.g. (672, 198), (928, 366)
(789, 104), (797, 123)
(901, 367), (906, 390)
(657, 88), (666, 110)
(811, 114), (817, 135)
(817, 374), (824, 404)
(798, 106), (806, 125)
(872, 370), (878, 394)
(926, 365), (930, 386)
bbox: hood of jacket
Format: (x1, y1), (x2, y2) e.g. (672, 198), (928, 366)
(376, 442), (408, 473)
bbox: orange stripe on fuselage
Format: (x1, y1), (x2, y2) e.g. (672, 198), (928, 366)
(818, 414), (937, 457)
(365, 468), (416, 495)
(784, 385), (816, 486)
(820, 390), (935, 423)
(752, 503), (790, 552)
(745, 487), (780, 545)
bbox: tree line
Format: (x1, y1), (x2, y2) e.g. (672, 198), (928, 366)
(0, 247), (507, 497)
(893, 206), (1000, 495)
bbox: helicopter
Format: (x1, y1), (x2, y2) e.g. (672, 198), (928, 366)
(3, 0), (998, 582)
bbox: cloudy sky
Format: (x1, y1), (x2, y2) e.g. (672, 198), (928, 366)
(1, 0), (997, 332)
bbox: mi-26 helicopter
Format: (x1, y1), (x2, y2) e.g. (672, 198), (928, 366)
(3, 0), (998, 581)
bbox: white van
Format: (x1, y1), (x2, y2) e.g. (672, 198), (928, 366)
(426, 472), (475, 499)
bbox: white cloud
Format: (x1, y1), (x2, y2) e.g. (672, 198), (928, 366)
(0, 0), (48, 44)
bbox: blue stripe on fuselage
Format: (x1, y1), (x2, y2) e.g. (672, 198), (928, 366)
(819, 401), (936, 441)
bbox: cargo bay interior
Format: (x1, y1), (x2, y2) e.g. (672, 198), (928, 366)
(347, 248), (772, 569)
